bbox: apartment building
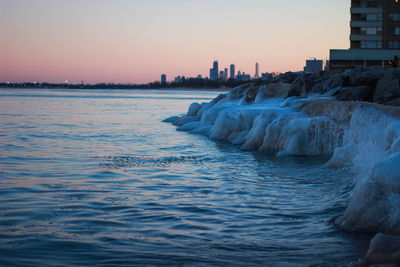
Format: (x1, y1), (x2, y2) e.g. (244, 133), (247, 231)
(330, 0), (400, 70)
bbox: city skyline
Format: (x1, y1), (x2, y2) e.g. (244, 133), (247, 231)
(0, 0), (350, 84)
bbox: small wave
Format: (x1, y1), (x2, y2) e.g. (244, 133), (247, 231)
(97, 155), (209, 169)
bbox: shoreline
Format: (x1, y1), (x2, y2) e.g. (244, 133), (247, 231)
(0, 86), (230, 92)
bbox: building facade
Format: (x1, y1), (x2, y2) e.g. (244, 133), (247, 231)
(209, 61), (219, 80)
(330, 0), (400, 71)
(161, 74), (166, 84)
(230, 64), (235, 79)
(304, 59), (323, 73)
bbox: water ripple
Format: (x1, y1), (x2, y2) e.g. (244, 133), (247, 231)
(0, 89), (371, 266)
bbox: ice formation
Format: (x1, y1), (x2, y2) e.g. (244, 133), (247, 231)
(164, 82), (400, 235)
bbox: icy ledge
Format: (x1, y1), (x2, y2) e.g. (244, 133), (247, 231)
(164, 77), (400, 234)
(165, 71), (400, 264)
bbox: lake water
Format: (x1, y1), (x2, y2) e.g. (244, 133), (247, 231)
(0, 88), (371, 266)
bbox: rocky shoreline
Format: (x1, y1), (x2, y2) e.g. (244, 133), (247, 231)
(245, 67), (400, 107)
(165, 67), (400, 266)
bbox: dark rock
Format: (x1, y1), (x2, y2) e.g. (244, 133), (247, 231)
(229, 83), (252, 100)
(287, 76), (305, 97)
(263, 82), (292, 98)
(334, 86), (374, 102)
(374, 69), (400, 104)
(350, 67), (384, 89)
(244, 85), (259, 104)
(311, 73), (344, 94)
(326, 73), (344, 90)
(341, 69), (352, 87)
(310, 82), (325, 94)
(385, 97), (400, 107)
(276, 72), (301, 84)
(304, 72), (323, 93)
(287, 87), (302, 97)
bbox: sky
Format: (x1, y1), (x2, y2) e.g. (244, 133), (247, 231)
(0, 0), (350, 84)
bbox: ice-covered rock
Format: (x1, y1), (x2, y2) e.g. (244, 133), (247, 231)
(374, 68), (400, 104)
(187, 102), (202, 117)
(360, 233), (400, 267)
(177, 121), (201, 132)
(164, 77), (400, 236)
(172, 115), (198, 126)
(163, 116), (180, 123)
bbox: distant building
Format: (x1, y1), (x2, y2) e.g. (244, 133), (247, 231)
(304, 58), (323, 73)
(330, 0), (400, 71)
(224, 68), (228, 80)
(161, 74), (167, 84)
(209, 60), (219, 80)
(262, 73), (273, 80)
(237, 71), (251, 81)
(230, 64), (236, 79)
(219, 71), (224, 79)
(325, 60), (330, 71)
(197, 74), (202, 79)
(255, 62), (259, 78)
(175, 76), (181, 83)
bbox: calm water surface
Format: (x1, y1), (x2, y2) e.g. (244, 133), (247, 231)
(0, 88), (371, 266)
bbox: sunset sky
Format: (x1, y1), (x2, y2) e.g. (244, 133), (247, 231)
(0, 0), (350, 84)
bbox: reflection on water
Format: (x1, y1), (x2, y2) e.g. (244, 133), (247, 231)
(0, 88), (371, 266)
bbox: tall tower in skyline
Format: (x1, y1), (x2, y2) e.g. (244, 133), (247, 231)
(213, 61), (219, 75)
(230, 64), (235, 79)
(210, 60), (219, 80)
(161, 74), (166, 84)
(255, 62), (259, 78)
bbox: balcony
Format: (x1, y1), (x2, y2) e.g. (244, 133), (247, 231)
(350, 34), (382, 41)
(350, 21), (382, 27)
(350, 7), (382, 14)
(330, 49), (400, 61)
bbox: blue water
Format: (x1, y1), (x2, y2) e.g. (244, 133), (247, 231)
(0, 88), (371, 266)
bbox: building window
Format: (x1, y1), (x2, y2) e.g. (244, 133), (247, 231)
(395, 27), (400, 35)
(388, 41), (400, 49)
(361, 27), (382, 35)
(361, 13), (382, 21)
(389, 13), (400, 21)
(361, 41), (382, 49)
(366, 14), (378, 21)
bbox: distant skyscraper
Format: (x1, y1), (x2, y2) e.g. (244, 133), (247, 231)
(209, 60), (219, 80)
(230, 64), (235, 79)
(224, 68), (228, 80)
(219, 71), (224, 79)
(213, 61), (218, 74)
(255, 62), (259, 78)
(161, 74), (166, 84)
